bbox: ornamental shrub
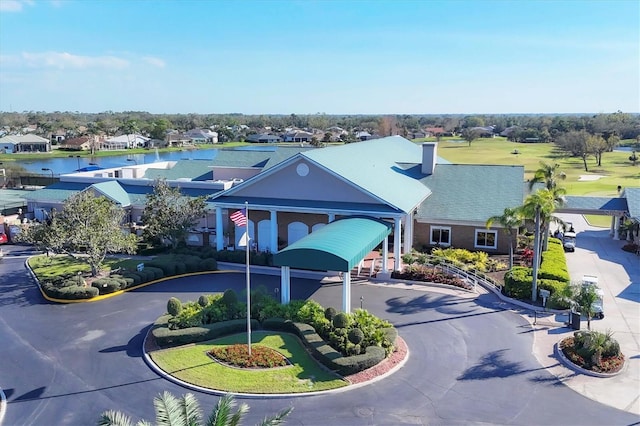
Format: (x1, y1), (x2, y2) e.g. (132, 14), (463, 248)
(333, 312), (350, 329)
(198, 295), (209, 308)
(91, 278), (121, 295)
(539, 238), (570, 283)
(348, 328), (365, 345)
(222, 289), (238, 307)
(167, 297), (182, 316)
(199, 258), (217, 271)
(324, 307), (337, 321)
(504, 266), (532, 299)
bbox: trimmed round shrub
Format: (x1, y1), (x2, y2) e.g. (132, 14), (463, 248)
(324, 307), (337, 321)
(222, 289), (238, 307)
(198, 295), (209, 308)
(332, 312), (350, 329)
(199, 258), (217, 271)
(167, 297), (182, 316)
(91, 278), (121, 295)
(348, 328), (365, 345)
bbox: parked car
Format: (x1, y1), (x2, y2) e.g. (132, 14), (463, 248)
(0, 232), (8, 245)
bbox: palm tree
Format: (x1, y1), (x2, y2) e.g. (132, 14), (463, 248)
(521, 189), (558, 301)
(528, 161), (566, 192)
(486, 207), (522, 270)
(98, 392), (292, 426)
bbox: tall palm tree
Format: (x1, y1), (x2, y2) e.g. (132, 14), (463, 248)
(528, 161), (566, 192)
(521, 189), (557, 301)
(98, 392), (292, 426)
(485, 207), (522, 270)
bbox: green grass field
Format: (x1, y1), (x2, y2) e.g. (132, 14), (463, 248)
(28, 254), (122, 279)
(428, 137), (639, 197)
(150, 331), (348, 393)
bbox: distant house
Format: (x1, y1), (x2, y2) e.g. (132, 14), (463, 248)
(500, 126), (519, 138)
(102, 134), (149, 150)
(469, 126), (495, 138)
(246, 133), (283, 143)
(185, 128), (219, 144)
(424, 127), (445, 137)
(282, 131), (313, 143)
(409, 131), (427, 140)
(0, 134), (51, 153)
(166, 133), (191, 147)
(59, 136), (94, 151)
(50, 129), (66, 144)
(355, 131), (372, 141)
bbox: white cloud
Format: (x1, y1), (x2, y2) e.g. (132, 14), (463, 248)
(0, 0), (33, 12)
(0, 51), (130, 70)
(142, 56), (166, 68)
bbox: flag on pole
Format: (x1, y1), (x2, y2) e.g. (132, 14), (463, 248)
(230, 209), (247, 227)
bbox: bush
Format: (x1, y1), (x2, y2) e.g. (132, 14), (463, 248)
(41, 281), (99, 300)
(333, 312), (350, 329)
(198, 295), (209, 308)
(222, 289), (238, 307)
(91, 277), (121, 295)
(539, 238), (570, 283)
(504, 266), (532, 299)
(167, 297), (182, 316)
(199, 258), (218, 271)
(152, 319), (259, 347)
(348, 328), (364, 345)
(324, 307), (337, 321)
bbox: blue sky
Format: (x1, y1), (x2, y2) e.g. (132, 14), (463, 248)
(0, 0), (638, 114)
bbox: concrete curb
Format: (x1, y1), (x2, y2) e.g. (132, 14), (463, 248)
(554, 340), (627, 378)
(141, 327), (410, 399)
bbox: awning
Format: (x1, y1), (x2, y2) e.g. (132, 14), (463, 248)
(273, 217), (392, 272)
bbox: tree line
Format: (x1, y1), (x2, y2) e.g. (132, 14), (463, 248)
(1, 111), (639, 142)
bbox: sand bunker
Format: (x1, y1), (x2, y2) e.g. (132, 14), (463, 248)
(578, 175), (605, 181)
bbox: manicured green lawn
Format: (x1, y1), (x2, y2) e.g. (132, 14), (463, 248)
(429, 137), (639, 197)
(28, 254), (122, 279)
(150, 331), (348, 393)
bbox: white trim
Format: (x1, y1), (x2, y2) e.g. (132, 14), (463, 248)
(474, 228), (498, 249)
(429, 225), (451, 246)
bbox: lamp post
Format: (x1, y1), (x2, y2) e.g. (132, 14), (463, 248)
(41, 167), (54, 183)
(68, 155), (81, 170)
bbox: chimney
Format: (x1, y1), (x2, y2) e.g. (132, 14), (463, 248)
(421, 142), (437, 175)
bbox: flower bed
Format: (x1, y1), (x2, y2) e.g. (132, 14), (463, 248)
(392, 264), (473, 290)
(208, 344), (289, 369)
(559, 334), (625, 374)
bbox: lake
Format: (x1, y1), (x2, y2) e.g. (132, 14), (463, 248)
(6, 146), (276, 175)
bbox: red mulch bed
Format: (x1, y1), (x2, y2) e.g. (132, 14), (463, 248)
(344, 337), (408, 384)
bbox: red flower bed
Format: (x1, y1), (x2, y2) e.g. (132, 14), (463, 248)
(392, 265), (473, 290)
(559, 337), (625, 374)
(208, 344), (289, 369)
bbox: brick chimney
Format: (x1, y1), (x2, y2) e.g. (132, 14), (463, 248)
(421, 142), (437, 175)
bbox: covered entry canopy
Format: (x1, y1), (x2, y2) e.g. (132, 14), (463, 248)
(273, 217), (392, 272)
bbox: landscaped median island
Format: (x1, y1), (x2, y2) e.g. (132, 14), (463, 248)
(147, 290), (403, 393)
(558, 330), (626, 376)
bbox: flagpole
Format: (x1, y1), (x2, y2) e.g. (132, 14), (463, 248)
(245, 201), (251, 356)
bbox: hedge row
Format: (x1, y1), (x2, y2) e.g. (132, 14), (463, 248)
(538, 238), (570, 283)
(152, 318), (260, 347)
(41, 281), (99, 299)
(262, 318), (387, 376)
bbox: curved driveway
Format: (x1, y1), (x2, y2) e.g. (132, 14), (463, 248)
(0, 246), (637, 425)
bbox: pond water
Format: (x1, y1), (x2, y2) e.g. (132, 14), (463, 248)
(8, 148), (227, 175)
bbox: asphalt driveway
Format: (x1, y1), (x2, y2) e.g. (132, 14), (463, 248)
(0, 246), (638, 425)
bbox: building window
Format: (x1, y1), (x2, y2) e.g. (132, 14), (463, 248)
(430, 226), (451, 246)
(475, 229), (497, 249)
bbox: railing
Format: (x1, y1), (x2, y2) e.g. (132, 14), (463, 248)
(411, 254), (504, 294)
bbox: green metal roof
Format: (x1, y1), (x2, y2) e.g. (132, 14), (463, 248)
(212, 147), (310, 169)
(417, 164), (525, 224)
(144, 160), (213, 181)
(622, 187), (640, 222)
(301, 136), (433, 213)
(88, 181), (131, 206)
(272, 217), (392, 272)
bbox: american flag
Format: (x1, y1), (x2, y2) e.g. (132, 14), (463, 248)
(230, 209), (247, 227)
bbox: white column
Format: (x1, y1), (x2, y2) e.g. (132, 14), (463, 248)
(215, 207), (224, 250)
(382, 234), (389, 273)
(328, 213), (335, 223)
(342, 272), (351, 313)
(613, 216), (620, 240)
(403, 213), (413, 255)
(394, 217), (402, 271)
(280, 266), (290, 304)
(270, 210), (278, 253)
(610, 216), (615, 237)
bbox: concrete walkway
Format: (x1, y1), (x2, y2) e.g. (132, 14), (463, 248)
(528, 213), (640, 415)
